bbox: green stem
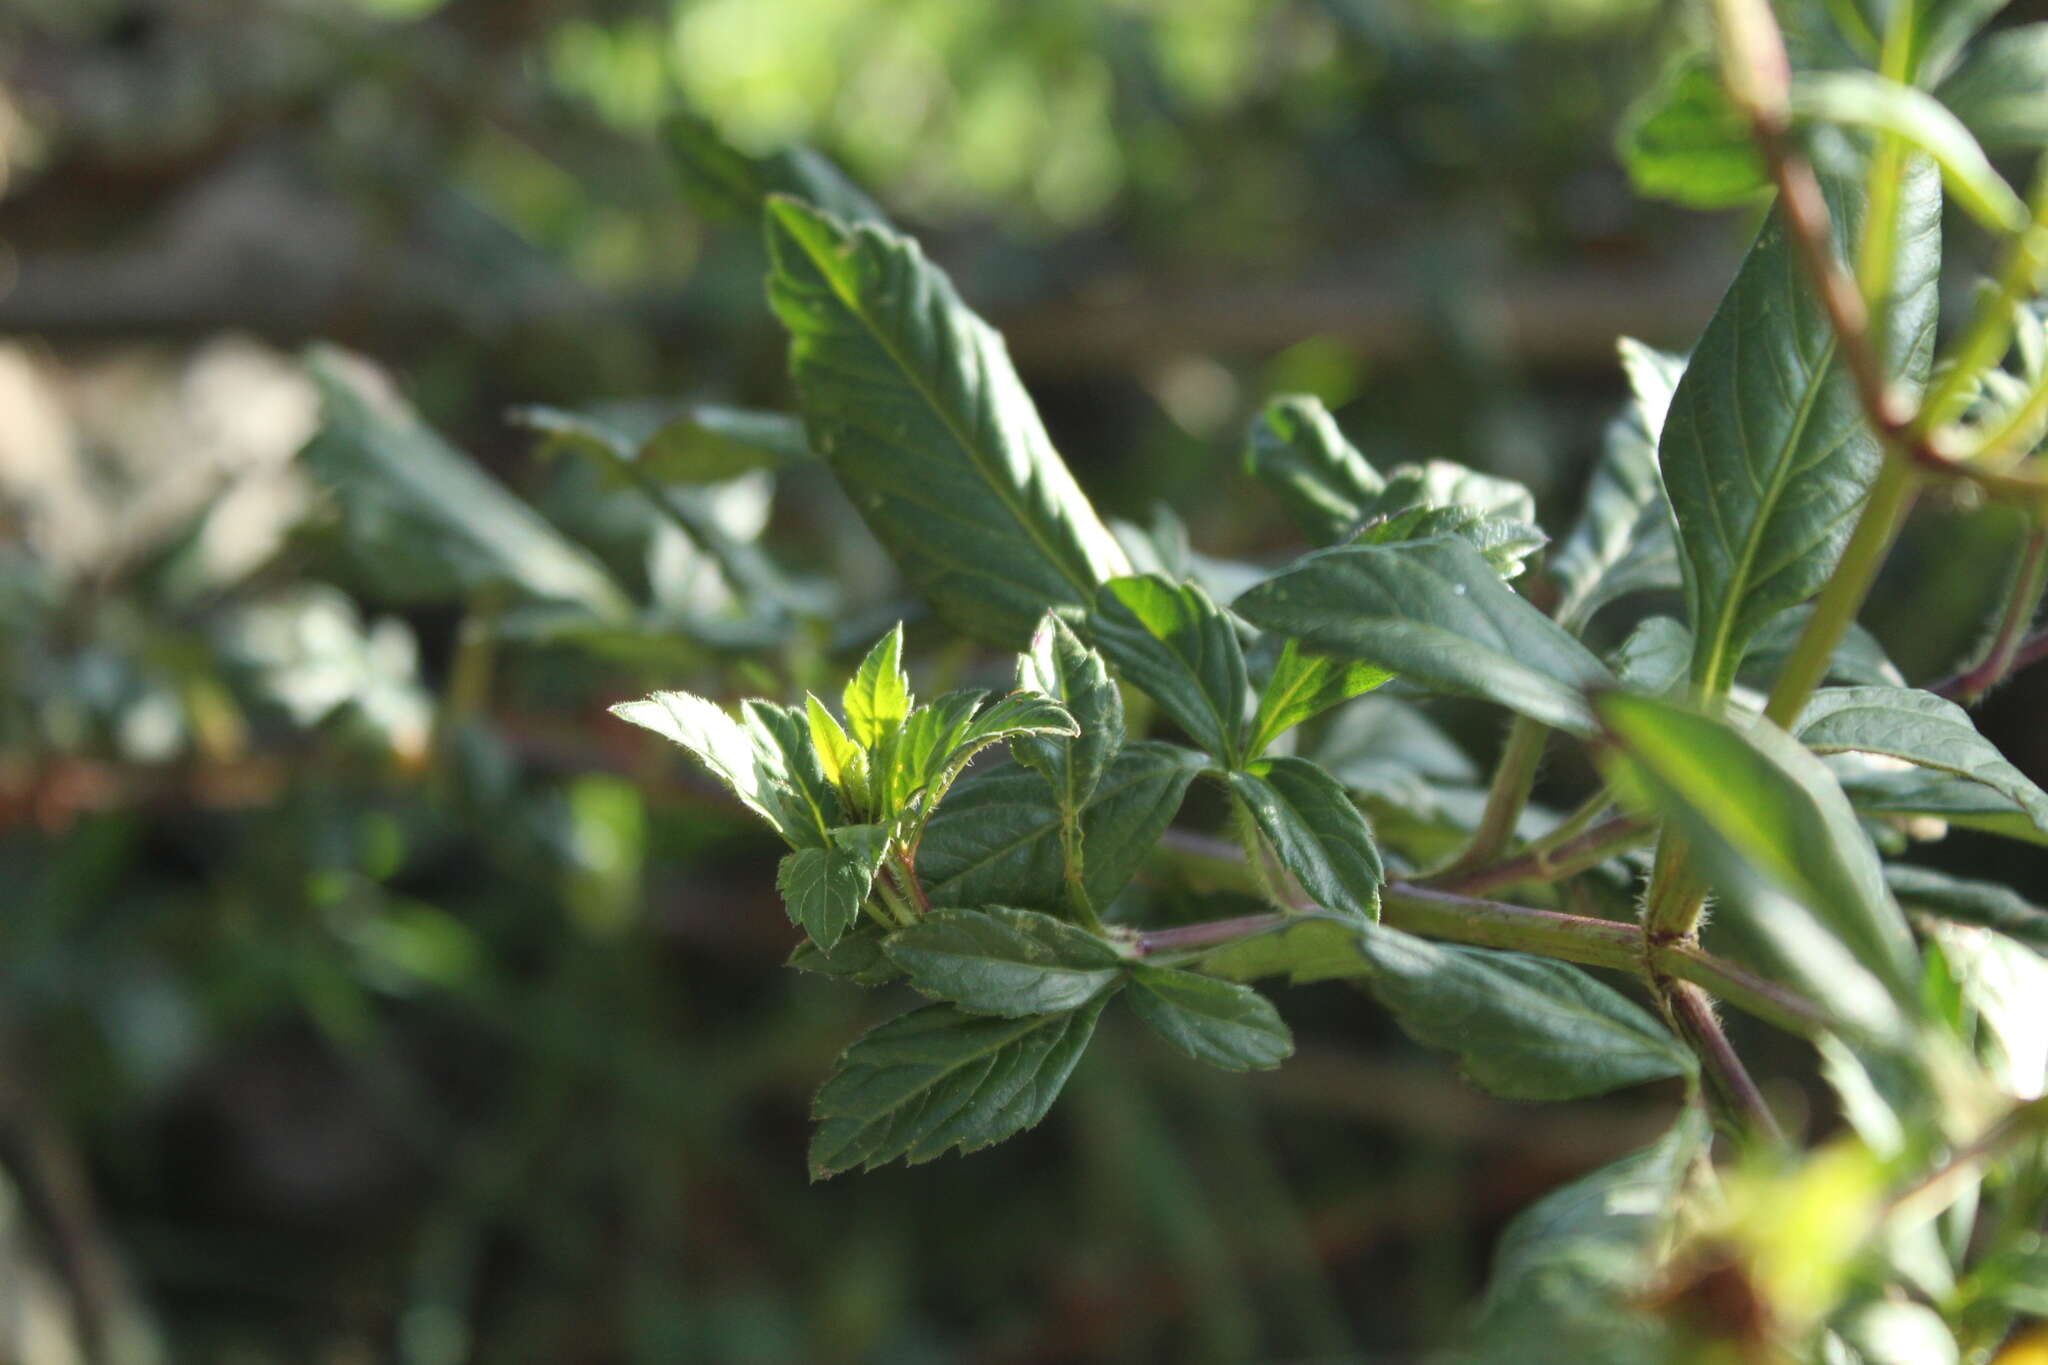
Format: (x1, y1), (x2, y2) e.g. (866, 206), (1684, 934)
(1437, 716), (1547, 879)
(870, 875), (917, 930)
(1641, 829), (1707, 942)
(1763, 456), (1922, 727)
(1423, 812), (1650, 897)
(1851, 4), (1915, 327)
(1125, 884), (1832, 1039)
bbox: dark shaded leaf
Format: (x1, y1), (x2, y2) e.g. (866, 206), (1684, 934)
(1551, 338), (1685, 629)
(917, 744), (1204, 911)
(1235, 536), (1616, 734)
(1793, 687), (2048, 834)
(304, 348), (631, 619)
(1660, 155), (1939, 689)
(885, 907), (1124, 1016)
(1126, 966), (1293, 1070)
(1243, 395), (1383, 545)
(662, 109), (886, 224)
(1888, 864), (2048, 952)
(809, 996), (1109, 1178)
(777, 824), (890, 949)
(1357, 923), (1695, 1100)
(1229, 757), (1383, 922)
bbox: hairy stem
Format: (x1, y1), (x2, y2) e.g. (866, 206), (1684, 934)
(1666, 980), (1784, 1143)
(1437, 716), (1547, 879)
(1423, 812), (1651, 897)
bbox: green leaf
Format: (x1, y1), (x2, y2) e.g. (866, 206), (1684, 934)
(507, 404), (789, 605)
(1743, 607), (1903, 688)
(1793, 687), (2048, 834)
(1243, 395), (1383, 545)
(917, 743), (1204, 912)
(611, 690), (827, 846)
(1597, 692), (1920, 1004)
(1088, 574), (1249, 765)
(843, 623), (912, 750)
(1660, 154), (1940, 690)
(807, 693), (865, 804)
(1125, 966), (1293, 1070)
(777, 824), (890, 950)
(1189, 913), (1369, 985)
(1234, 536), (1617, 735)
(1551, 339), (1685, 629)
(1245, 639), (1393, 757)
(1837, 765), (2048, 844)
(662, 109), (885, 225)
(1357, 923), (1695, 1100)
(1228, 757), (1383, 922)
(767, 198), (1130, 647)
(1013, 613), (1124, 812)
(1937, 23), (2048, 152)
(1617, 55), (1770, 209)
(639, 404), (811, 484)
(883, 689), (985, 812)
(739, 700), (844, 843)
(1791, 72), (2026, 232)
(303, 348), (631, 619)
(894, 691), (1079, 822)
(808, 996), (1109, 1178)
(1452, 1112), (1707, 1364)
(1612, 613), (1903, 694)
(1887, 864), (2048, 952)
(788, 927), (900, 984)
(884, 907), (1124, 1016)
(1349, 461), (1546, 578)
(1609, 616), (1693, 694)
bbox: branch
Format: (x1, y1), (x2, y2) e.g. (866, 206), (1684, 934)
(1131, 847), (1834, 1039)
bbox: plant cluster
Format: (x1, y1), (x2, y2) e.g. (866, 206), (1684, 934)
(599, 2), (2048, 1359)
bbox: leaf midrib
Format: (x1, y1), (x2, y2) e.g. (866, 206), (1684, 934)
(1689, 325), (1841, 691)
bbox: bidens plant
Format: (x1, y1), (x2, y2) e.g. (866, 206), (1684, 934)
(609, 1), (2048, 1357)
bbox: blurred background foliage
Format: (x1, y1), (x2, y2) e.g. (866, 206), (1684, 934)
(0, 0), (2044, 1361)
